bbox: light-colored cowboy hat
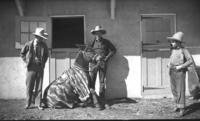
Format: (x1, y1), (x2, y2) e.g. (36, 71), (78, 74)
(33, 27), (48, 39)
(90, 25), (106, 35)
(167, 32), (184, 42)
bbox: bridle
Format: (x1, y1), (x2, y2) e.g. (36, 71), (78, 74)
(73, 50), (101, 72)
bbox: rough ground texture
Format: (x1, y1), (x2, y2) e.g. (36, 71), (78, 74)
(0, 97), (200, 120)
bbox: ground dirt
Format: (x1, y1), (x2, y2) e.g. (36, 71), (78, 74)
(0, 97), (200, 120)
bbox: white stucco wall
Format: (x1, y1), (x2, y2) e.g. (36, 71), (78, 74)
(1, 54), (199, 99)
(124, 56), (142, 98)
(185, 54), (200, 95)
(0, 57), (26, 99)
(96, 55), (142, 99)
(184, 54), (200, 96)
(192, 55), (200, 66)
(0, 55), (142, 99)
(0, 57), (49, 99)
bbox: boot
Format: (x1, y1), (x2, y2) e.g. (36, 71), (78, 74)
(90, 88), (104, 110)
(173, 107), (180, 112)
(179, 108), (185, 117)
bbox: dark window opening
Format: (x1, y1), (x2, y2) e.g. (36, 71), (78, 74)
(52, 16), (84, 48)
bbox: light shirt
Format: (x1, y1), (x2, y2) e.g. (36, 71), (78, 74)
(169, 48), (193, 69)
(33, 39), (42, 63)
(170, 49), (184, 66)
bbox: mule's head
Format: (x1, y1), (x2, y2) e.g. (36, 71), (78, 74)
(82, 47), (104, 63)
(74, 45), (103, 70)
(82, 47), (96, 62)
(75, 44), (97, 62)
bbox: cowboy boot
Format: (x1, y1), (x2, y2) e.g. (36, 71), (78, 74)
(90, 88), (104, 110)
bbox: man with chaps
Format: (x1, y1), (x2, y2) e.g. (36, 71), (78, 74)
(89, 25), (116, 110)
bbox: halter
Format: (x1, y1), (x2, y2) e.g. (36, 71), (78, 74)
(72, 63), (90, 72)
(72, 48), (104, 73)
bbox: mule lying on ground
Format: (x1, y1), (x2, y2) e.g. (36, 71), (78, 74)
(42, 47), (102, 109)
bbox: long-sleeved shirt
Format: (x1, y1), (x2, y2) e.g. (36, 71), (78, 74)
(90, 37), (116, 62)
(20, 39), (49, 69)
(169, 48), (193, 69)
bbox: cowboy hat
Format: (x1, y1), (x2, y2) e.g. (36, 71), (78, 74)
(90, 25), (106, 35)
(33, 27), (48, 39)
(167, 32), (184, 42)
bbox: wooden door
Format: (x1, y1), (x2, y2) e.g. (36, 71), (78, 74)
(49, 49), (78, 82)
(141, 14), (176, 97)
(49, 16), (85, 82)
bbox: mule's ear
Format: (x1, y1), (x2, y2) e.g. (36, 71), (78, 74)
(75, 44), (86, 50)
(85, 47), (95, 53)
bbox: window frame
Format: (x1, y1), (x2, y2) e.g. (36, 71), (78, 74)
(15, 16), (51, 49)
(50, 15), (86, 50)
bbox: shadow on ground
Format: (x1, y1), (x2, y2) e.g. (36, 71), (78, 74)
(185, 101), (200, 116)
(1, 98), (200, 120)
(107, 97), (138, 106)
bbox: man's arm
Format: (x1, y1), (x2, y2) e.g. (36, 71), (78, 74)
(176, 48), (194, 70)
(181, 48), (193, 68)
(43, 43), (49, 64)
(20, 44), (29, 63)
(104, 40), (116, 62)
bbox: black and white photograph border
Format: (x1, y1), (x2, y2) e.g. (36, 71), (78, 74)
(0, 0), (200, 120)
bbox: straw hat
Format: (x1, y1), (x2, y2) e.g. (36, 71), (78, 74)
(90, 25), (106, 35)
(167, 32), (184, 42)
(33, 27), (48, 39)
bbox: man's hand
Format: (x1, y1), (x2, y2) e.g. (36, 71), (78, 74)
(167, 63), (171, 68)
(175, 65), (183, 70)
(103, 56), (109, 62)
(167, 63), (174, 69)
(91, 65), (99, 72)
(96, 55), (104, 61)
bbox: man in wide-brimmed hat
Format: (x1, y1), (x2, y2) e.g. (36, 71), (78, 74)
(167, 31), (196, 117)
(89, 25), (116, 110)
(20, 27), (49, 110)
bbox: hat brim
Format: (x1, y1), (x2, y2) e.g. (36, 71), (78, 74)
(91, 30), (106, 35)
(33, 33), (48, 40)
(167, 37), (183, 42)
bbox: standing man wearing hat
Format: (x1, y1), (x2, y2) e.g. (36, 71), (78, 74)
(167, 32), (193, 116)
(20, 27), (49, 110)
(89, 25), (116, 110)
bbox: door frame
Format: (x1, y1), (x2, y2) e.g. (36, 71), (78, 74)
(50, 15), (86, 50)
(140, 13), (177, 97)
(49, 15), (86, 82)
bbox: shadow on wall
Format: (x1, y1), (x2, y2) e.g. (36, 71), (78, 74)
(196, 66), (200, 77)
(105, 52), (129, 100)
(187, 65), (200, 99)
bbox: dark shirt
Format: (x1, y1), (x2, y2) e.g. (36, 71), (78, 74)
(20, 39), (49, 69)
(34, 43), (42, 64)
(91, 37), (116, 60)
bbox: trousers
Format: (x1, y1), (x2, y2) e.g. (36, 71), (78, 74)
(89, 63), (107, 105)
(169, 69), (186, 108)
(26, 64), (44, 107)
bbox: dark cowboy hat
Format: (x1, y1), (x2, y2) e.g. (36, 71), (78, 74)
(90, 25), (106, 35)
